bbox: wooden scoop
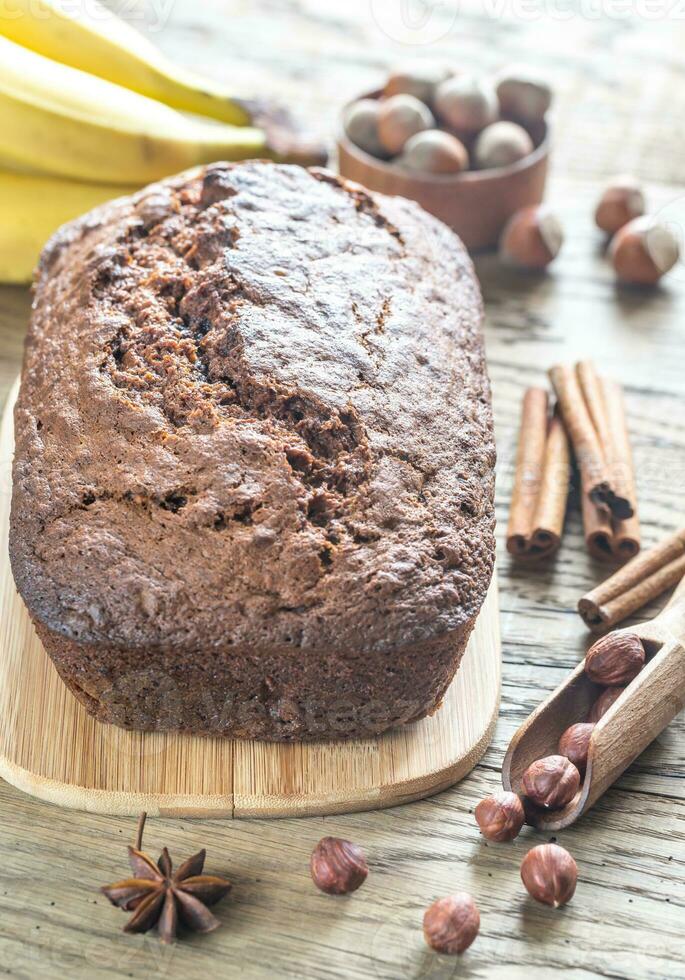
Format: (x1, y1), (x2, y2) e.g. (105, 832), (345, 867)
(502, 574), (685, 830)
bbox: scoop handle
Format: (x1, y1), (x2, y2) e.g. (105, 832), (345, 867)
(582, 632), (685, 817)
(666, 569), (685, 605)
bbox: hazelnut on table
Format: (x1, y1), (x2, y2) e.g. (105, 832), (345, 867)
(474, 791), (525, 841)
(595, 176), (645, 235)
(434, 75), (498, 133)
(610, 216), (680, 286)
(521, 843), (578, 907)
(423, 893), (480, 954)
(310, 837), (368, 894)
(522, 754), (580, 809)
(377, 94), (434, 155)
(499, 205), (564, 269)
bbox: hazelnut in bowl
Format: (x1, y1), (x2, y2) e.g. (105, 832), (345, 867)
(338, 66), (551, 251)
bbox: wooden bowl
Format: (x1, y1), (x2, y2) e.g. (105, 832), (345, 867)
(338, 92), (550, 252)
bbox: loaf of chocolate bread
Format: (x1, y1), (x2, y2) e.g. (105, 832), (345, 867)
(10, 161), (495, 740)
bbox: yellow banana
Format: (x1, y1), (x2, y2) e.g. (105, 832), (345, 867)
(0, 35), (267, 185)
(0, 0), (252, 125)
(0, 170), (135, 283)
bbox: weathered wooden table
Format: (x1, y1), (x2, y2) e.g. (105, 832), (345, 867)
(0, 2), (683, 977)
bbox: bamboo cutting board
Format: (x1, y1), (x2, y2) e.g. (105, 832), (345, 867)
(0, 381), (500, 818)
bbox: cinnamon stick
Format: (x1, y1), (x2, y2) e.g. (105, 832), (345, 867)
(507, 387), (548, 557)
(531, 415), (571, 554)
(577, 360), (612, 449)
(577, 368), (639, 562)
(549, 363), (633, 520)
(507, 389), (570, 562)
(578, 528), (685, 631)
(602, 376), (640, 560)
(582, 490), (615, 562)
(576, 360), (616, 559)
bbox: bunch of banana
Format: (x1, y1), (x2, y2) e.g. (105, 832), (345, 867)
(0, 0), (254, 125)
(0, 171), (135, 283)
(0, 0), (326, 283)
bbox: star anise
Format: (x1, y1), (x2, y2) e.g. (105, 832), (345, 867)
(101, 813), (231, 944)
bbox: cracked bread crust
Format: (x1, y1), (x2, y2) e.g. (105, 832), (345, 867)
(10, 161), (495, 740)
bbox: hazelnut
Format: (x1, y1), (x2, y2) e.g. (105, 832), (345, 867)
(383, 62), (453, 107)
(499, 205), (564, 269)
(522, 755), (580, 809)
(474, 121), (534, 169)
(377, 94), (434, 155)
(344, 99), (387, 159)
(434, 75), (498, 133)
(423, 893), (480, 954)
(584, 632), (645, 686)
(587, 685), (627, 723)
(474, 791), (525, 842)
(610, 216), (680, 286)
(495, 69), (552, 125)
(310, 837), (368, 894)
(558, 722), (595, 773)
(595, 176), (645, 235)
(398, 129), (468, 175)
(520, 843), (578, 907)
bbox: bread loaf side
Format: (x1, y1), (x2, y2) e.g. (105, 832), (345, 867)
(10, 162), (495, 740)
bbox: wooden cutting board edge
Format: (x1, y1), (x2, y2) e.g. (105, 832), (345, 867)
(0, 379), (501, 818)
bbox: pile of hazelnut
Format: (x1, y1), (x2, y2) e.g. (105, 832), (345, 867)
(511, 631), (646, 817)
(497, 176), (681, 284)
(344, 66), (681, 286)
(595, 177), (681, 285)
(306, 632), (648, 959)
(466, 633), (646, 947)
(344, 63), (551, 178)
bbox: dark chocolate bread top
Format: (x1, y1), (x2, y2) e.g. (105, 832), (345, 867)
(11, 162), (495, 653)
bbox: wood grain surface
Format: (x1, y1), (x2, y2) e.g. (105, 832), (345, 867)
(0, 1), (683, 978)
(0, 379), (500, 817)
